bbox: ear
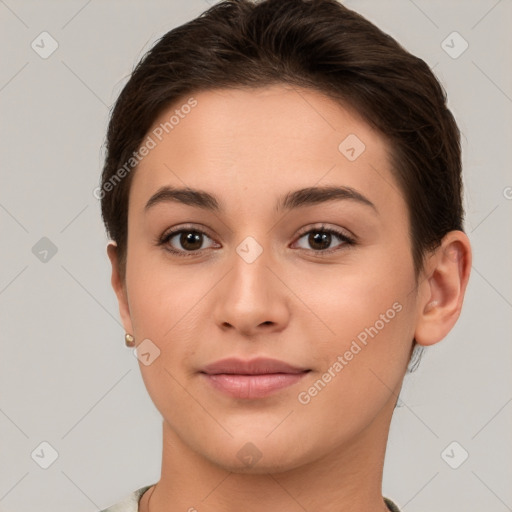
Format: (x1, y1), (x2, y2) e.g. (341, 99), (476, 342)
(106, 241), (134, 335)
(414, 230), (472, 346)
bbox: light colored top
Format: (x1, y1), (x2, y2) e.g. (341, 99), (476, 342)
(100, 484), (154, 512)
(101, 484), (402, 511)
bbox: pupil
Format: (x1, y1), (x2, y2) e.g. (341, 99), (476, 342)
(310, 231), (331, 250)
(181, 231), (202, 250)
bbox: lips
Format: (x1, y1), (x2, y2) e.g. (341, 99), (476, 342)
(200, 357), (310, 375)
(200, 357), (311, 399)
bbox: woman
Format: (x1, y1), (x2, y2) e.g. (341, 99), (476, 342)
(98, 0), (471, 510)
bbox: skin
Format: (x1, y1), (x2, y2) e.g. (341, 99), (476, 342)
(107, 85), (471, 512)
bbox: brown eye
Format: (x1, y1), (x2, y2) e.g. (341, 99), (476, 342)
(308, 231), (333, 251)
(178, 231), (204, 251)
(293, 226), (355, 254)
(160, 228), (217, 257)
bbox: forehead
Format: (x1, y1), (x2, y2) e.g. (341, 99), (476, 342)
(129, 85), (402, 216)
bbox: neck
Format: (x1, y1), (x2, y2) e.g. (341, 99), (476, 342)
(142, 395), (396, 512)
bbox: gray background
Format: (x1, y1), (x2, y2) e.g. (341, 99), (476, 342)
(1, 0), (511, 511)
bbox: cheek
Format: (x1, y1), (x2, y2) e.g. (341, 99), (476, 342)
(126, 245), (200, 333)
(126, 262), (204, 407)
(125, 253), (214, 391)
(291, 269), (416, 441)
(292, 247), (417, 373)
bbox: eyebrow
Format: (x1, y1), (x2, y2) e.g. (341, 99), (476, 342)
(144, 184), (377, 214)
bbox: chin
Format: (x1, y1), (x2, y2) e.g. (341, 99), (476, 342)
(198, 433), (316, 475)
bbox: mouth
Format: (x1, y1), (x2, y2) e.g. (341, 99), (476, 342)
(199, 357), (311, 399)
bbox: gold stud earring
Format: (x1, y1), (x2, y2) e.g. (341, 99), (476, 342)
(125, 333), (135, 347)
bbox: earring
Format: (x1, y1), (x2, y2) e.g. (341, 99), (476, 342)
(125, 333), (135, 347)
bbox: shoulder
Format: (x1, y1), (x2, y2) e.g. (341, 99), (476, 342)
(100, 484), (154, 512)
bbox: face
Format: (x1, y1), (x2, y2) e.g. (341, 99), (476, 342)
(113, 85), (423, 472)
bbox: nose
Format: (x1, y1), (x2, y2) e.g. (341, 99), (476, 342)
(212, 243), (291, 337)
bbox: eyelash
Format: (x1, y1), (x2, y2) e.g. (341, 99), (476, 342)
(156, 223), (356, 258)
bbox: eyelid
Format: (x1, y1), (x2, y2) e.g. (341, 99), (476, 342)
(159, 223), (215, 242)
(294, 222), (355, 241)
